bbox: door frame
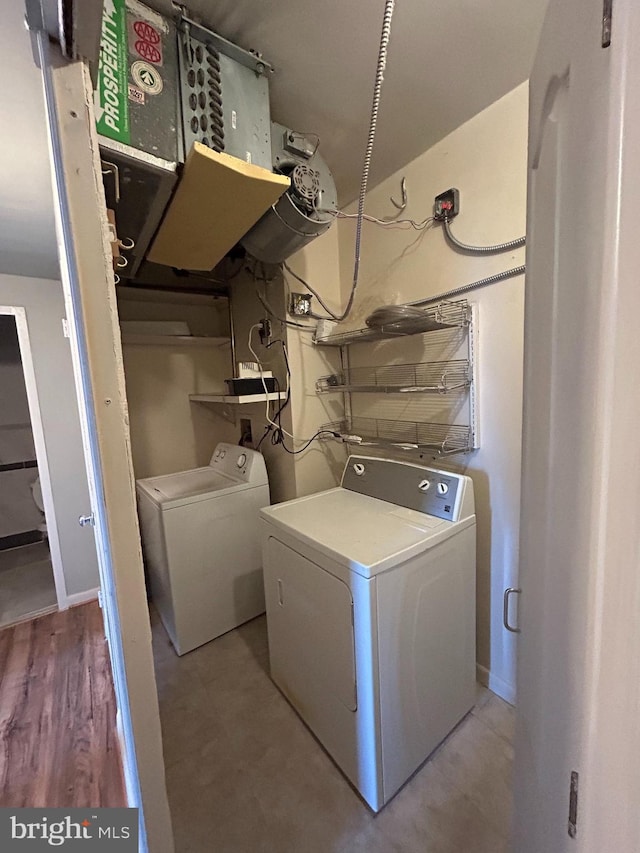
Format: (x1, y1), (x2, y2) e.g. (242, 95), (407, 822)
(0, 305), (67, 609)
(515, 0), (640, 850)
(29, 17), (174, 853)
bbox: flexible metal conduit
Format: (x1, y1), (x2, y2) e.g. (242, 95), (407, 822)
(334, 0), (396, 321)
(443, 217), (526, 254)
(407, 265), (526, 307)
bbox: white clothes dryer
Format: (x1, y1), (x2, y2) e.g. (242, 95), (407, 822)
(137, 443), (270, 655)
(260, 454), (476, 811)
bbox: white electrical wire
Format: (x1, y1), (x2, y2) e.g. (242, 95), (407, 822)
(323, 208), (435, 232)
(248, 324), (287, 435)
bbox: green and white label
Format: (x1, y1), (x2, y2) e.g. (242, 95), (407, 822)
(95, 0), (130, 144)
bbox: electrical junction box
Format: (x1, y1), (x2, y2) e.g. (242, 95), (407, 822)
(283, 129), (316, 159)
(289, 292), (313, 316)
(434, 188), (460, 221)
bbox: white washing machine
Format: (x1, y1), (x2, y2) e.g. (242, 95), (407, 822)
(260, 454), (476, 812)
(137, 443), (270, 655)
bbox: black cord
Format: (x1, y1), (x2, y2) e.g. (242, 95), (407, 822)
(256, 343), (290, 451)
(255, 425), (270, 451)
(270, 373), (337, 454)
(254, 341), (338, 454)
(278, 429), (339, 454)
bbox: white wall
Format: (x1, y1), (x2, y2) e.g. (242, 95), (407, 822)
(227, 237), (345, 504)
(229, 274), (297, 504)
(334, 83), (528, 702)
(284, 225), (347, 497)
(0, 275), (100, 597)
(121, 342), (237, 479)
(117, 290), (236, 479)
(0, 1), (59, 279)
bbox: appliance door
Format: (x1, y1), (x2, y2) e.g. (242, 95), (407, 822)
(263, 537), (364, 777)
(377, 526), (476, 802)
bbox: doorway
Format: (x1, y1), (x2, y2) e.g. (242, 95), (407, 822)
(0, 308), (67, 625)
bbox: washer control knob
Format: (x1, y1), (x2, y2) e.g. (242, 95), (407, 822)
(437, 481), (449, 495)
(237, 453), (247, 468)
(418, 479), (430, 492)
(220, 449), (226, 458)
(353, 463), (366, 476)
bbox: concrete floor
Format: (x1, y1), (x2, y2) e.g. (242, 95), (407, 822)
(152, 610), (515, 853)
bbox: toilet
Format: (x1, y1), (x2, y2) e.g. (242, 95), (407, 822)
(30, 476), (48, 536)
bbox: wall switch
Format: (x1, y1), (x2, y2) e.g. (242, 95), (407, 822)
(434, 188), (460, 220)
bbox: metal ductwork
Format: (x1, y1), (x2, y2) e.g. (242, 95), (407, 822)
(241, 122), (337, 264)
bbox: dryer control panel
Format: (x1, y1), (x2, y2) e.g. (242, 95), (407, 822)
(209, 443), (268, 486)
(342, 455), (474, 522)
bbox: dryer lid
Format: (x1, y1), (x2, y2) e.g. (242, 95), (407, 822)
(260, 488), (474, 578)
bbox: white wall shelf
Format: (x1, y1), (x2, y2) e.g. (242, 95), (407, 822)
(121, 334), (230, 347)
(190, 392), (284, 405)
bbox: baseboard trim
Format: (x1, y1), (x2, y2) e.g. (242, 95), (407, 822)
(476, 663), (516, 706)
(65, 587), (100, 608)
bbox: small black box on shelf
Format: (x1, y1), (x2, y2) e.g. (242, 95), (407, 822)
(225, 378), (277, 395)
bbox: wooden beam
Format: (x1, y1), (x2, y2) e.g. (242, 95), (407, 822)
(39, 45), (173, 852)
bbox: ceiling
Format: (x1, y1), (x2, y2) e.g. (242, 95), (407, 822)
(4, 0), (548, 280)
(156, 0), (549, 204)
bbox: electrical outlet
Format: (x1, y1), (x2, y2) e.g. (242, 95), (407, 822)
(290, 292), (312, 316)
(434, 187), (460, 221)
(240, 418), (253, 446)
(259, 318), (272, 344)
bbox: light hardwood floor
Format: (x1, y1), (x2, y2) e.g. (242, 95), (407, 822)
(0, 601), (126, 808)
